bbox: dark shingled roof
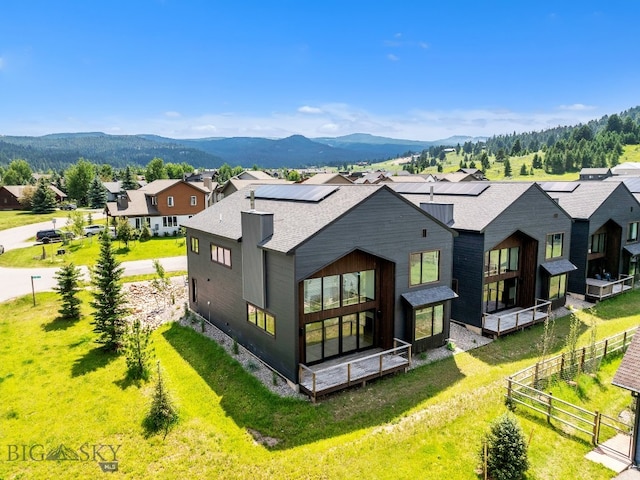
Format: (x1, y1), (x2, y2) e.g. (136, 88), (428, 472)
(624, 243), (640, 256)
(401, 286), (458, 307)
(539, 181), (628, 220)
(612, 329), (640, 393)
(540, 259), (578, 276)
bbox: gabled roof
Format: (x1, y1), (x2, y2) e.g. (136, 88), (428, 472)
(235, 170), (274, 180)
(106, 189), (159, 217)
(391, 182), (543, 232)
(612, 329), (640, 393)
(102, 181), (123, 194)
(1, 184), (65, 199)
(381, 175), (428, 183)
(302, 173), (353, 185)
(539, 181), (631, 220)
(220, 178), (292, 194)
(579, 168), (611, 175)
(183, 184), (454, 254)
(139, 179), (209, 195)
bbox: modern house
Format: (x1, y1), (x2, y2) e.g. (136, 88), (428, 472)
(301, 173), (353, 185)
(105, 179), (210, 236)
(579, 168), (612, 181)
(392, 182), (575, 337)
(182, 184), (457, 397)
(539, 181), (640, 300)
(0, 184), (67, 210)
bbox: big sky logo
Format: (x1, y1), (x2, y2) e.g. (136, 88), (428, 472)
(5, 443), (121, 472)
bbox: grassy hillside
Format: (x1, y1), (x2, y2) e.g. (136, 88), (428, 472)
(1, 287), (639, 478)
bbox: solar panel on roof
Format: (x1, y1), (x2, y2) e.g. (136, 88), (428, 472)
(392, 182), (490, 196)
(539, 182), (579, 192)
(249, 184), (339, 202)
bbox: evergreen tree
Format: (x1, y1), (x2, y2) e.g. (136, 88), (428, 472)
(88, 177), (107, 209)
(31, 180), (57, 213)
(481, 413), (529, 480)
(90, 233), (128, 351)
(123, 318), (153, 380)
(144, 362), (178, 439)
(504, 158), (512, 177)
(116, 217), (135, 247)
(53, 263), (83, 320)
(121, 166), (139, 190)
(519, 164), (528, 176)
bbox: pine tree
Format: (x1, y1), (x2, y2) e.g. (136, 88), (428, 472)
(90, 233), (128, 351)
(504, 158), (512, 177)
(481, 413), (529, 480)
(144, 362), (178, 439)
(88, 177), (107, 209)
(53, 263), (83, 320)
(31, 180), (57, 213)
(519, 164), (528, 176)
(121, 166), (139, 190)
(123, 318), (153, 380)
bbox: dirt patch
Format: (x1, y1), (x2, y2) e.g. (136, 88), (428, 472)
(247, 428), (280, 447)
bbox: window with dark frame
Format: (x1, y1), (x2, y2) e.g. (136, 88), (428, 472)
(628, 222), (639, 243)
(210, 243), (231, 267)
(545, 233), (564, 259)
(415, 304), (444, 340)
(590, 232), (606, 254)
(190, 236), (199, 253)
(247, 303), (275, 336)
(303, 270), (375, 314)
(409, 250), (440, 286)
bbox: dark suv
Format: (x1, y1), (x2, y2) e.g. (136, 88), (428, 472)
(36, 229), (72, 244)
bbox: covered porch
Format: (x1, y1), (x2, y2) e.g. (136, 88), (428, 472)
(482, 299), (551, 338)
(585, 275), (634, 302)
(298, 338), (411, 401)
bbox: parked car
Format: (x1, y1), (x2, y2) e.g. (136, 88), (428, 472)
(60, 203), (77, 211)
(83, 224), (105, 236)
(36, 229), (73, 244)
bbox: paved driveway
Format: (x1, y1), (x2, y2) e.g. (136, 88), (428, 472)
(0, 213), (187, 303)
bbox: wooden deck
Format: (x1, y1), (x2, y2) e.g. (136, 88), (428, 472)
(298, 339), (411, 401)
(482, 299), (551, 337)
(585, 275), (634, 302)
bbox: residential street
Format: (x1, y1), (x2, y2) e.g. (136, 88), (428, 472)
(0, 214), (187, 303)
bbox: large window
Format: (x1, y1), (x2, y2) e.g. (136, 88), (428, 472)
(211, 243), (231, 267)
(190, 236), (199, 253)
(549, 274), (567, 300)
(546, 233), (564, 259)
(590, 232), (606, 254)
(415, 304), (444, 340)
(484, 247), (519, 277)
(247, 303), (275, 336)
(628, 222), (639, 242)
(303, 270), (375, 314)
(305, 311), (374, 363)
(410, 250), (440, 286)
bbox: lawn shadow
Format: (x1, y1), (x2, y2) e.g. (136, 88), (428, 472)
(71, 346), (118, 377)
(42, 316), (80, 332)
(467, 313), (589, 366)
(114, 371), (149, 390)
(161, 322), (465, 450)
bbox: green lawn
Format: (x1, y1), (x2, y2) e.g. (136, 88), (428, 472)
(2, 287), (639, 478)
(0, 210), (62, 230)
(0, 236), (187, 268)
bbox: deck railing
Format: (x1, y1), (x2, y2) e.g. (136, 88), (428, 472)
(585, 274), (634, 301)
(482, 298), (551, 336)
(298, 338), (412, 401)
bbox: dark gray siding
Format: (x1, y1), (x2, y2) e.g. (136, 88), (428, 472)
(241, 211), (273, 308)
(451, 231), (485, 328)
(568, 220), (589, 294)
(294, 188), (455, 341)
(483, 186), (573, 299)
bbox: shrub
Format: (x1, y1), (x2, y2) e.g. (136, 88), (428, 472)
(144, 362), (178, 439)
(480, 413), (529, 480)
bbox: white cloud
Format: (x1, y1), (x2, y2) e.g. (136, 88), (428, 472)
(387, 54), (399, 61)
(164, 111), (182, 117)
(298, 106), (323, 114)
(558, 103), (596, 111)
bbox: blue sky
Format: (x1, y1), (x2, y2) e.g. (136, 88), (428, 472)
(1, 1), (639, 141)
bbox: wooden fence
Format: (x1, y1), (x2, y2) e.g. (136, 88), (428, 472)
(505, 327), (637, 448)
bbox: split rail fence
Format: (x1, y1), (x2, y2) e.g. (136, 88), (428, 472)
(505, 328), (637, 450)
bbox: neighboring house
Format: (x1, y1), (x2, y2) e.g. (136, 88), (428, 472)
(182, 184), (457, 392)
(102, 180), (147, 202)
(235, 170), (275, 181)
(105, 179), (209, 236)
(434, 171), (482, 182)
(539, 181), (640, 295)
(579, 168), (612, 181)
(456, 168), (488, 181)
(392, 182), (575, 335)
(380, 175), (429, 183)
(612, 162), (640, 176)
(301, 173), (353, 185)
(353, 172), (389, 184)
(0, 185), (67, 210)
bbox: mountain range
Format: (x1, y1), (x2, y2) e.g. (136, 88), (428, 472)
(0, 132), (484, 171)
